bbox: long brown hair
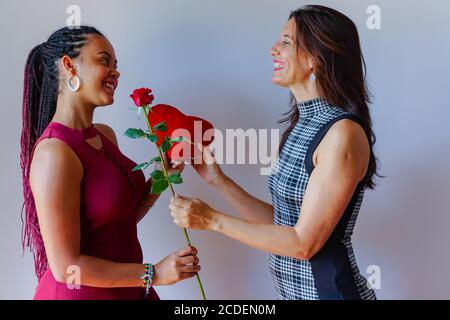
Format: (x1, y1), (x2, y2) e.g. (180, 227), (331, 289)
(279, 5), (381, 189)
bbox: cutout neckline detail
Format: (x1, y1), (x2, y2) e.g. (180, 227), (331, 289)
(49, 121), (98, 139)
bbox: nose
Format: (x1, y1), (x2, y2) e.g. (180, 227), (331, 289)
(111, 68), (120, 80)
(270, 44), (279, 57)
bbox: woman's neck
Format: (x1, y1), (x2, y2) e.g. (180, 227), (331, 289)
(52, 95), (95, 130)
(289, 81), (325, 103)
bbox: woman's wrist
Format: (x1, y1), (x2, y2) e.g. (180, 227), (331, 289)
(211, 172), (229, 189)
(140, 263), (155, 295)
(209, 209), (224, 232)
(151, 262), (161, 286)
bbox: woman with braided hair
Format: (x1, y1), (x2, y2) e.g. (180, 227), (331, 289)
(20, 26), (200, 300)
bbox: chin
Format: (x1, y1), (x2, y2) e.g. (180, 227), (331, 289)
(96, 101), (113, 107)
(272, 77), (289, 88)
(98, 95), (114, 106)
(101, 101), (114, 107)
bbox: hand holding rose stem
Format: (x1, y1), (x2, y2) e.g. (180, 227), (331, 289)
(127, 88), (206, 300)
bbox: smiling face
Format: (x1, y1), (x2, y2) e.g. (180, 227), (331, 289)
(270, 18), (313, 89)
(60, 34), (120, 107)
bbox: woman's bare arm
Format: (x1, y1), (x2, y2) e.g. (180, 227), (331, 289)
(30, 137), (199, 287)
(170, 119), (370, 260)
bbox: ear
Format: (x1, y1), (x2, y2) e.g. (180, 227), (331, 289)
(61, 55), (77, 78)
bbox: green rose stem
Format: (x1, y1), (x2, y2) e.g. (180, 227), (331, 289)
(141, 105), (207, 300)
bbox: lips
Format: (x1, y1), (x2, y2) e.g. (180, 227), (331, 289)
(103, 79), (118, 95)
(273, 60), (285, 72)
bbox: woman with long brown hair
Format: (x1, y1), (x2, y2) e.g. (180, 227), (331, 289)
(169, 5), (380, 300)
(20, 26), (200, 299)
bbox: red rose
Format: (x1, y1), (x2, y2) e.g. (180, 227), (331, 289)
(147, 104), (214, 161)
(130, 88), (155, 107)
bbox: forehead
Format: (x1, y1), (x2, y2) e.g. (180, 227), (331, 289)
(281, 18), (296, 36)
(81, 34), (115, 57)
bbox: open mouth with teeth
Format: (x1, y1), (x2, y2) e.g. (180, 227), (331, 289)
(103, 81), (117, 95)
(273, 60), (285, 72)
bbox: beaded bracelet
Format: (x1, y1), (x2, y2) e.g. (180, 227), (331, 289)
(140, 263), (154, 296)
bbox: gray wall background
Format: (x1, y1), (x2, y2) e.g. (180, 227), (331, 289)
(1, 0), (449, 299)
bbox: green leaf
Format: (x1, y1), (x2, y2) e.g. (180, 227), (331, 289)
(150, 169), (165, 181)
(133, 157), (161, 172)
(169, 172), (183, 184)
(160, 138), (172, 153)
(150, 156), (162, 163)
(170, 136), (185, 143)
(150, 179), (169, 194)
(124, 128), (146, 139)
(153, 121), (168, 132)
(146, 133), (159, 143)
(131, 162), (150, 172)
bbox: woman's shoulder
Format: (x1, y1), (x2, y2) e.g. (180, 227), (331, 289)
(30, 137), (83, 185)
(32, 136), (80, 163)
(320, 117), (369, 156)
(316, 117), (370, 180)
(328, 117), (366, 138)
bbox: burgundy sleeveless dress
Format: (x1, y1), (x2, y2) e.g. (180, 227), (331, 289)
(31, 121), (159, 300)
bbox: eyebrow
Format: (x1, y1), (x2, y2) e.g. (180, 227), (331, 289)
(97, 51), (118, 65)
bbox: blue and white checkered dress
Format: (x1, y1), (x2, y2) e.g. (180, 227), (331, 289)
(267, 98), (376, 300)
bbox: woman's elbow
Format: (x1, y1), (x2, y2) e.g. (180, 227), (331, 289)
(49, 258), (80, 284)
(293, 242), (320, 260)
(52, 266), (69, 283)
(294, 248), (315, 260)
(292, 228), (323, 260)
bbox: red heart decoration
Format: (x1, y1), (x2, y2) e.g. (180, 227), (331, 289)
(147, 104), (214, 161)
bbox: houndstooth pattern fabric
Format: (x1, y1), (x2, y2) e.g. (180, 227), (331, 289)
(267, 98), (376, 300)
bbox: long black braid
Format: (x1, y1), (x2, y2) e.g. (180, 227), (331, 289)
(20, 26), (104, 280)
